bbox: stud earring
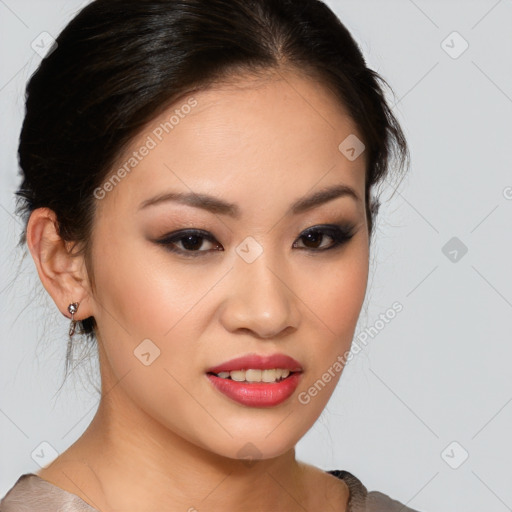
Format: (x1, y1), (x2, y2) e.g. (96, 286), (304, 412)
(68, 302), (80, 337)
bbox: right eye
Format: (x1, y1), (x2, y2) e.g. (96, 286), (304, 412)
(155, 229), (224, 257)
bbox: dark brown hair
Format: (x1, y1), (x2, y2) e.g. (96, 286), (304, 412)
(15, 0), (409, 380)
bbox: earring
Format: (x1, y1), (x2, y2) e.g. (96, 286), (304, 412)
(68, 302), (80, 337)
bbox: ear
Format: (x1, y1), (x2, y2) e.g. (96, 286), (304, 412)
(26, 207), (94, 322)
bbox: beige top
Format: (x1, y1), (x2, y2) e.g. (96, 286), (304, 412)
(0, 470), (421, 511)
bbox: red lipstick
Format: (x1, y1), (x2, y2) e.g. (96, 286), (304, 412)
(206, 353), (303, 408)
(207, 353), (303, 374)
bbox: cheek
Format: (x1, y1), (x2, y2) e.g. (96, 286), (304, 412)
(91, 237), (215, 341)
(89, 243), (220, 435)
(300, 244), (369, 341)
(89, 237), (227, 401)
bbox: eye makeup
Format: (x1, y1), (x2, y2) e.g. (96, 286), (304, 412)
(152, 221), (358, 259)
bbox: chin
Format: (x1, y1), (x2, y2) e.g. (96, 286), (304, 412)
(201, 421), (313, 463)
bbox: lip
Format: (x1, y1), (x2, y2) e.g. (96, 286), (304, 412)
(206, 353), (303, 374)
(206, 373), (302, 407)
(205, 353), (304, 408)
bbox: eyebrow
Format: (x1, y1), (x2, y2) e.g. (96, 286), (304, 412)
(138, 183), (360, 218)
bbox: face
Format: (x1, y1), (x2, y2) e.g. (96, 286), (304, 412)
(88, 69), (369, 461)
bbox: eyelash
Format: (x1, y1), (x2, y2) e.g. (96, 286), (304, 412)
(154, 224), (356, 258)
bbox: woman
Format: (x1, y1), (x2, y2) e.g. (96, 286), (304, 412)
(0, 0), (417, 510)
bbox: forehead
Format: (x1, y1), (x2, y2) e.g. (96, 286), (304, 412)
(98, 70), (366, 216)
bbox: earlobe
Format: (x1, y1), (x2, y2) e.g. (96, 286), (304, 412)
(26, 207), (93, 321)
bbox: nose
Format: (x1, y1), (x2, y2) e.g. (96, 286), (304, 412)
(219, 252), (301, 339)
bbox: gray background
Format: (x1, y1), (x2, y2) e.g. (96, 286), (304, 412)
(1, 1), (511, 510)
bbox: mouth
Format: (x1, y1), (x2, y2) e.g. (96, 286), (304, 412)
(205, 353), (304, 407)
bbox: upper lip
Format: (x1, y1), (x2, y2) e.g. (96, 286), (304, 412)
(207, 353), (303, 374)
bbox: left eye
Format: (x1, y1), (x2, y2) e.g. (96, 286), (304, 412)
(292, 224), (355, 251)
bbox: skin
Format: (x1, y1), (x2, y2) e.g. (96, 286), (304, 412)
(27, 68), (369, 512)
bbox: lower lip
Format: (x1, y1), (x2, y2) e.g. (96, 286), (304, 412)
(206, 372), (302, 407)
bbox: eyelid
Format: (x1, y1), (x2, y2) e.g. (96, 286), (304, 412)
(154, 229), (222, 258)
(293, 223), (356, 250)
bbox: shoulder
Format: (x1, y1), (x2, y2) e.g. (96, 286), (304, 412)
(327, 469), (424, 512)
(0, 473), (97, 512)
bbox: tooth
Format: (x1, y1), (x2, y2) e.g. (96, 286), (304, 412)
(262, 369), (277, 382)
(230, 370), (246, 382)
(245, 369), (262, 382)
(223, 369), (292, 382)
